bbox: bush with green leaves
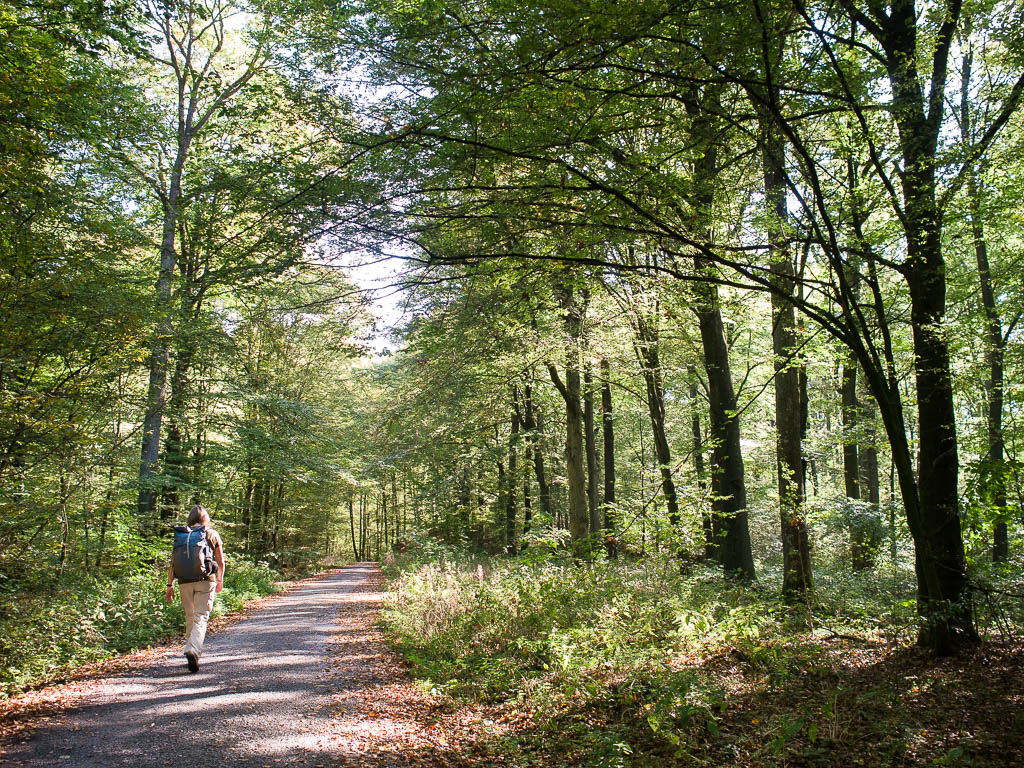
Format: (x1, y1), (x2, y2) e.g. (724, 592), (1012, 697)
(381, 538), (1024, 764)
(380, 554), (796, 761)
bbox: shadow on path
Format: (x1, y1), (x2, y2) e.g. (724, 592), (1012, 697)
(1, 563), (379, 768)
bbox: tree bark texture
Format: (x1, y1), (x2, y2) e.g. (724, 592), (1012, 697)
(689, 93), (755, 579)
(689, 373), (714, 561)
(522, 383), (552, 520)
(506, 391), (520, 554)
(762, 115), (813, 596)
(600, 358), (617, 557)
(549, 281), (589, 546)
(882, 0), (975, 650)
(160, 335), (197, 519)
(859, 403), (881, 512)
(842, 359), (877, 570)
(634, 314), (680, 540)
(137, 159), (184, 528)
(584, 363), (601, 537)
(349, 495), (358, 561)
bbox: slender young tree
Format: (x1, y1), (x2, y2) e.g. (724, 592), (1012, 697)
(583, 362), (601, 538)
(505, 389), (520, 554)
(547, 279), (590, 547)
(600, 358), (617, 557)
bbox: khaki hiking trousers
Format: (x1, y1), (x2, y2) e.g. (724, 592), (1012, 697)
(180, 580), (217, 659)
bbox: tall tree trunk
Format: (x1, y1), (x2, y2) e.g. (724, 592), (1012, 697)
(844, 145), (884, 572)
(690, 373), (714, 561)
(95, 406), (122, 574)
(244, 472), (256, 553)
(273, 482), (284, 553)
(882, 3), (975, 650)
(634, 314), (681, 547)
(506, 391), (520, 555)
(842, 358), (877, 570)
(136, 9), (261, 530)
(475, 468), (486, 542)
(762, 113), (813, 597)
(359, 491), (367, 560)
(522, 470), (532, 541)
(392, 472), (399, 542)
(260, 480), (273, 554)
(841, 361), (860, 505)
(458, 468), (472, 536)
(57, 454), (70, 578)
(695, 278), (753, 578)
(249, 478), (261, 555)
(548, 281), (589, 547)
(96, 478), (112, 575)
(600, 358), (617, 558)
(323, 504), (331, 557)
(161, 295), (200, 520)
(496, 455), (506, 546)
(161, 420), (185, 517)
(688, 92), (755, 580)
(859, 398), (881, 523)
(349, 495), (358, 560)
(137, 155), (186, 530)
(583, 363), (601, 538)
(523, 384), (552, 519)
(638, 411), (647, 554)
(905, 262), (972, 651)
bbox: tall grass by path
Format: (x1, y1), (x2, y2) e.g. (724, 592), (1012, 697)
(379, 540), (1023, 767)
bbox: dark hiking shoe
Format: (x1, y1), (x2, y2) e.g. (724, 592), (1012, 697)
(185, 652), (199, 673)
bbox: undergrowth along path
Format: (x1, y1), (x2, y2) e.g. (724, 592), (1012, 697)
(1, 563), (388, 767)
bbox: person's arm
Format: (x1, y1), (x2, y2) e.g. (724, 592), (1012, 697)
(214, 537), (225, 593)
(165, 562), (175, 603)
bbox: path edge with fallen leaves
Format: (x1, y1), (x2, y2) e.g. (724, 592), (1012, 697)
(0, 564), (351, 746)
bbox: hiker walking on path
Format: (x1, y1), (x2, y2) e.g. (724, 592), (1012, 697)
(165, 504), (225, 673)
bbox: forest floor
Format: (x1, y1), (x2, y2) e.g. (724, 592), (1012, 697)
(375, 630), (1024, 768)
(1, 564), (1021, 767)
(351, 600), (1024, 767)
(691, 634), (1024, 767)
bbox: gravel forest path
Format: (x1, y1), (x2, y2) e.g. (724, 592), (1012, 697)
(0, 563), (455, 768)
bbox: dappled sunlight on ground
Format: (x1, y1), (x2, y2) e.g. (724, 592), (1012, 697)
(0, 565), (383, 767)
(312, 568), (503, 768)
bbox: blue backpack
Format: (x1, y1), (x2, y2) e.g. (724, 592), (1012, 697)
(172, 525), (218, 582)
